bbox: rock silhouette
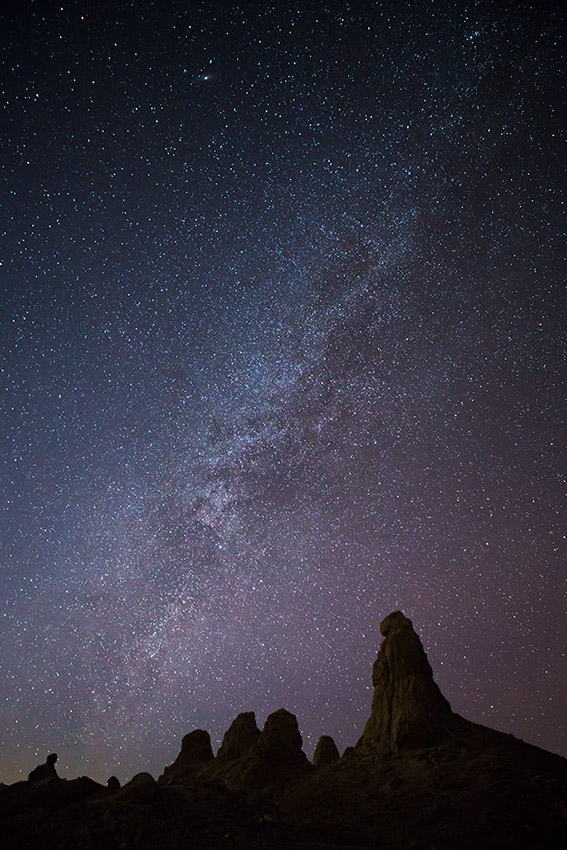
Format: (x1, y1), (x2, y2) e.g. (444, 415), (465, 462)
(313, 735), (340, 766)
(229, 708), (312, 790)
(27, 753), (58, 783)
(117, 772), (158, 804)
(159, 729), (214, 783)
(1, 611), (566, 850)
(356, 610), (457, 752)
(216, 711), (260, 761)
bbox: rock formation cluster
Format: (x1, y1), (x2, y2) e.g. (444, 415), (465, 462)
(2, 611), (565, 850)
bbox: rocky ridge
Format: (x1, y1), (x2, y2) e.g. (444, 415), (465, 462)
(1, 611), (565, 850)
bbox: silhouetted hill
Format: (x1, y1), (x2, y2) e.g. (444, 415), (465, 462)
(1, 612), (565, 849)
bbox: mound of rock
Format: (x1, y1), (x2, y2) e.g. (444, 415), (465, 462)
(159, 730), (214, 784)
(313, 735), (340, 767)
(116, 772), (157, 804)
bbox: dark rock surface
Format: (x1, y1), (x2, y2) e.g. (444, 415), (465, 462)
(221, 707), (312, 791)
(313, 735), (340, 767)
(216, 711), (260, 761)
(116, 772), (158, 804)
(281, 728), (567, 850)
(1, 611), (566, 850)
(159, 728), (214, 783)
(1, 774), (104, 827)
(27, 753), (58, 783)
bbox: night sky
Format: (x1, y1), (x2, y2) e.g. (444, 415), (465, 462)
(1, 0), (565, 785)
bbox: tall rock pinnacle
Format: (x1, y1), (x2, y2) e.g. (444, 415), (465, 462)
(216, 712), (260, 761)
(357, 611), (455, 753)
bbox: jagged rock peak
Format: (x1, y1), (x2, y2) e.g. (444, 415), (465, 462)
(159, 729), (214, 783)
(258, 708), (305, 755)
(313, 735), (340, 767)
(357, 611), (455, 753)
(217, 712), (260, 761)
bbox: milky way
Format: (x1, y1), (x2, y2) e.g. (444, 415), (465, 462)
(1, 1), (565, 783)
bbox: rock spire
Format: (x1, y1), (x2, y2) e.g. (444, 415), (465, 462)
(313, 735), (340, 766)
(357, 611), (455, 753)
(216, 712), (260, 761)
(159, 729), (214, 783)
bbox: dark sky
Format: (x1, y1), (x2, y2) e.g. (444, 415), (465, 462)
(1, 0), (565, 784)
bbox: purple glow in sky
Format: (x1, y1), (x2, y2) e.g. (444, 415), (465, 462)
(1, 0), (565, 784)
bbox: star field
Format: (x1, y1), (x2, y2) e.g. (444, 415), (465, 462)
(1, 0), (565, 784)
